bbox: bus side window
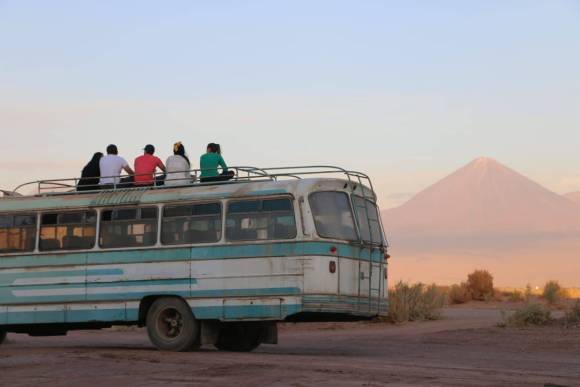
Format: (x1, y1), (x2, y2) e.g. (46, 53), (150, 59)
(0, 214), (37, 253)
(161, 202), (222, 245)
(39, 211), (97, 251)
(226, 198), (297, 241)
(99, 207), (158, 249)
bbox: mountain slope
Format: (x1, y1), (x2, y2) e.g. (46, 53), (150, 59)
(383, 157), (580, 236)
(564, 191), (580, 203)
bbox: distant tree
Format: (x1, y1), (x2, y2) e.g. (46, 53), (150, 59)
(542, 280), (567, 305)
(466, 270), (494, 301)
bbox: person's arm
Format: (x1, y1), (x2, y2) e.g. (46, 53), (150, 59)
(124, 165), (135, 175)
(157, 158), (166, 173)
(218, 155), (228, 172)
(122, 159), (134, 175)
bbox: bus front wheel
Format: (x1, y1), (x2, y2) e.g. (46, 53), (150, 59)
(0, 330), (6, 345)
(146, 297), (200, 352)
(214, 322), (263, 352)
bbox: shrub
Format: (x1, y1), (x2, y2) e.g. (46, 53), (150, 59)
(542, 280), (567, 305)
(502, 303), (552, 327)
(466, 270), (494, 301)
(448, 282), (472, 304)
(565, 300), (580, 325)
(524, 284), (533, 301)
(388, 282), (446, 323)
(507, 290), (524, 302)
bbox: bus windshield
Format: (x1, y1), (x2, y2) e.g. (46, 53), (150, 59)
(309, 192), (357, 241)
(352, 195), (384, 245)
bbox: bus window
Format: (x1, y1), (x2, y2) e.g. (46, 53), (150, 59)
(352, 196), (383, 245)
(40, 211), (97, 251)
(162, 202), (222, 245)
(226, 198), (297, 241)
(100, 207), (158, 248)
(309, 192), (357, 241)
(0, 214), (37, 253)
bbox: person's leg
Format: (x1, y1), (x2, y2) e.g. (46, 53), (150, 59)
(200, 176), (220, 183)
(119, 176), (134, 188)
(221, 170), (235, 181)
(155, 174), (166, 186)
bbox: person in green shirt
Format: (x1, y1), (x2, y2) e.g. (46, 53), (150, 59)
(200, 143), (235, 183)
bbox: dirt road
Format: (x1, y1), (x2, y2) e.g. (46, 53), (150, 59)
(1, 308), (579, 386)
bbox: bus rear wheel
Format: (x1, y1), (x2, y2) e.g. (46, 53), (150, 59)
(146, 297), (200, 352)
(0, 330), (6, 345)
(214, 322), (263, 352)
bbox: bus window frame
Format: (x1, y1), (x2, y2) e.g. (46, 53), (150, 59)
(39, 209), (98, 252)
(351, 194), (386, 247)
(98, 205), (160, 249)
(0, 212), (38, 255)
(160, 201), (224, 246)
(307, 190), (359, 243)
(224, 195), (298, 243)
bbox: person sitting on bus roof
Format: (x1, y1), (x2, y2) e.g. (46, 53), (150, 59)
(165, 142), (194, 187)
(99, 144), (135, 189)
(134, 144), (166, 187)
(200, 143), (235, 183)
(77, 152), (103, 191)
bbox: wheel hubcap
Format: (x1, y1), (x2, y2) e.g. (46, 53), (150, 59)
(157, 308), (184, 340)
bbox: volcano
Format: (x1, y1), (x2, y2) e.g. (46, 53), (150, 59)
(383, 157), (580, 237)
(565, 191), (580, 203)
(381, 157), (580, 286)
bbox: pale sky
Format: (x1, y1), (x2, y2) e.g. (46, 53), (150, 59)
(1, 1), (579, 208)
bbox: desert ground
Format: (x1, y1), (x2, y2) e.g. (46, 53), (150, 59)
(1, 307), (579, 387)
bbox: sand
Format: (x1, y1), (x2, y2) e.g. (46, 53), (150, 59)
(1, 307), (579, 386)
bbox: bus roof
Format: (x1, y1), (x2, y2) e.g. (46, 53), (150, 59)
(0, 177), (377, 213)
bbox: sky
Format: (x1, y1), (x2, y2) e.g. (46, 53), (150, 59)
(1, 0), (579, 208)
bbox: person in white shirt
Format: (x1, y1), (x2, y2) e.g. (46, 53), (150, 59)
(99, 144), (135, 188)
(165, 142), (194, 187)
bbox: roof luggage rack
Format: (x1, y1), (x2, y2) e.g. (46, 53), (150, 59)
(6, 165), (376, 200)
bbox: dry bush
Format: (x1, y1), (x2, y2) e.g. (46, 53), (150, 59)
(524, 284), (534, 301)
(506, 290), (524, 302)
(466, 269), (494, 301)
(565, 300), (580, 325)
(448, 282), (472, 304)
(542, 280), (568, 305)
(502, 303), (552, 327)
(388, 282), (446, 323)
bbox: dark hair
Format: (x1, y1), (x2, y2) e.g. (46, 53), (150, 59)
(173, 142), (190, 166)
(90, 152), (104, 164)
(207, 143), (221, 154)
(106, 144), (118, 155)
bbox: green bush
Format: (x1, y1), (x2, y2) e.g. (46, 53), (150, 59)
(448, 282), (472, 304)
(542, 280), (567, 305)
(502, 303), (552, 327)
(466, 270), (494, 301)
(565, 300), (580, 325)
(388, 282), (446, 323)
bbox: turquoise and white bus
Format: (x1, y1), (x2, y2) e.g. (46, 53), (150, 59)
(0, 166), (388, 352)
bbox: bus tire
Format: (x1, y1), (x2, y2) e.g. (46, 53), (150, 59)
(214, 322), (262, 352)
(0, 330), (6, 345)
(146, 297), (200, 352)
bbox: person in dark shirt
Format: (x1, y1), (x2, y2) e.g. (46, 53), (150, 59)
(77, 152), (103, 191)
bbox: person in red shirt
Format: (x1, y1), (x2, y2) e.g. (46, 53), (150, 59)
(134, 144), (166, 186)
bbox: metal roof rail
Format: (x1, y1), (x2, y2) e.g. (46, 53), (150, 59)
(7, 165), (376, 200)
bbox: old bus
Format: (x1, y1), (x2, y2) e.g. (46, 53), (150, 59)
(0, 166), (388, 352)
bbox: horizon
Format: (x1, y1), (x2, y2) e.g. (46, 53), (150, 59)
(2, 1), (580, 208)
